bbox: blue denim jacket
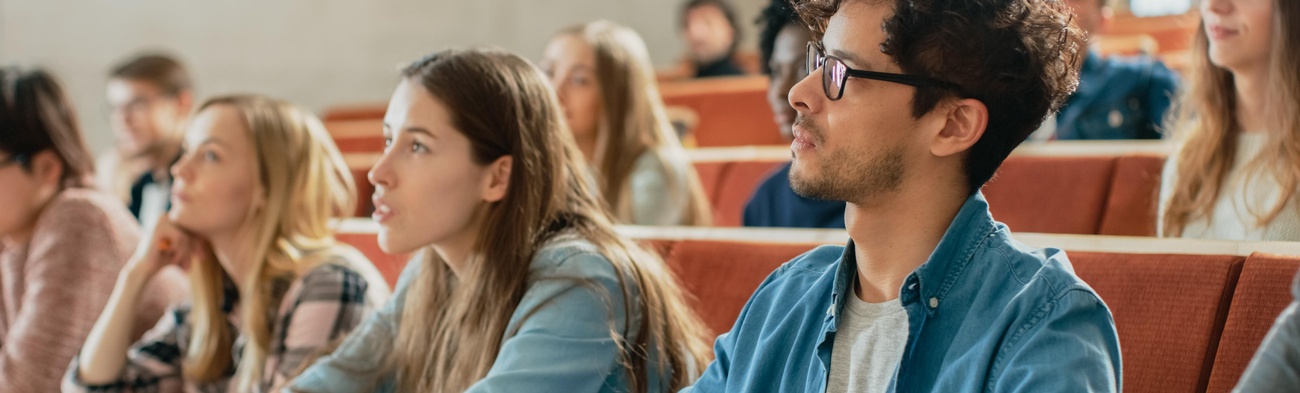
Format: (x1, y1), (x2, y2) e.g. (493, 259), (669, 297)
(1055, 51), (1179, 140)
(685, 192), (1122, 392)
(287, 236), (658, 393)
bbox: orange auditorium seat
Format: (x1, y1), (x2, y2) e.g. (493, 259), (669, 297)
(659, 76), (783, 147)
(982, 155), (1118, 234)
(1070, 251), (1243, 393)
(1207, 253), (1300, 393)
(1098, 154), (1166, 236)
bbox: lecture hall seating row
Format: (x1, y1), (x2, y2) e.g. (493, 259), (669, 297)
(343, 142), (1173, 235)
(334, 220), (1300, 393)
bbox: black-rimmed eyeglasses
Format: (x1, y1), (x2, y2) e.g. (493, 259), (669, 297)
(806, 42), (960, 101)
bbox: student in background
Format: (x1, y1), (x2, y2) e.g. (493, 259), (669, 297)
(1159, 0), (1299, 241)
(1055, 0), (1180, 140)
(742, 0), (846, 228)
(541, 21), (713, 226)
(101, 53), (195, 226)
(681, 0), (745, 78)
(684, 0), (1120, 390)
(0, 66), (188, 392)
(68, 95), (389, 392)
(288, 48), (711, 392)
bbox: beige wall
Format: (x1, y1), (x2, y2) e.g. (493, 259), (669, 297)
(0, 0), (765, 154)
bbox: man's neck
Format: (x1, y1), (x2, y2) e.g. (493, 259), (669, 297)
(142, 138), (181, 181)
(846, 183), (967, 304)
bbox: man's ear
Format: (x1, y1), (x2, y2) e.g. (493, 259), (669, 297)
(930, 98), (988, 158)
(481, 155), (512, 203)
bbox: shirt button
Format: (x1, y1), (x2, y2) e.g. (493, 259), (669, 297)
(929, 297), (939, 309)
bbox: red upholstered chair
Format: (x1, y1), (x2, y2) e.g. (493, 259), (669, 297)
(1206, 253), (1300, 393)
(659, 77), (784, 147)
(712, 161), (785, 227)
(982, 155), (1118, 234)
(663, 239), (824, 336)
(326, 119), (385, 153)
(1098, 154), (1166, 236)
(692, 161), (729, 212)
(350, 168), (375, 217)
(1069, 251), (1244, 393)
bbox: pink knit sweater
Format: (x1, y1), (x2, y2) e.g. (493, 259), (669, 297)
(0, 188), (190, 392)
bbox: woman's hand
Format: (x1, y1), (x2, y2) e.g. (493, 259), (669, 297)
(125, 215), (203, 280)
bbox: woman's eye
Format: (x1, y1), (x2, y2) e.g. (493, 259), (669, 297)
(203, 151), (218, 162)
(411, 141), (427, 153)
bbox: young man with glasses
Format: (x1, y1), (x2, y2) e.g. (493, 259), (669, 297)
(100, 53), (194, 226)
(683, 0), (1120, 391)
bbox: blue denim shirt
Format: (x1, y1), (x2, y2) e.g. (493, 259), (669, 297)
(287, 236), (658, 393)
(685, 192), (1122, 392)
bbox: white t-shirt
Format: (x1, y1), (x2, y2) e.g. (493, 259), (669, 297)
(826, 293), (910, 393)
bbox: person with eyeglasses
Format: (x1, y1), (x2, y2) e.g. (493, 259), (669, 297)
(0, 66), (189, 392)
(682, 0), (1120, 392)
(101, 53), (195, 228)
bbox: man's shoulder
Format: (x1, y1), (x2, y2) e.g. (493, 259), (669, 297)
(983, 234), (1101, 306)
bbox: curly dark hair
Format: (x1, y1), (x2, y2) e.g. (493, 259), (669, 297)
(757, 0), (799, 74)
(795, 0), (1084, 194)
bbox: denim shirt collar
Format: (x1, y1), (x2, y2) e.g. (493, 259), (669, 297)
(824, 191), (998, 330)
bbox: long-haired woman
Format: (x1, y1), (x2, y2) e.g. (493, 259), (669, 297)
(68, 95), (390, 392)
(289, 48), (711, 392)
(1159, 0), (1300, 240)
(541, 21), (713, 226)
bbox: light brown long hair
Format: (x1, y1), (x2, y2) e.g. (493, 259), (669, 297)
(183, 95), (388, 390)
(557, 21), (713, 226)
(388, 48), (711, 392)
(1162, 1), (1300, 236)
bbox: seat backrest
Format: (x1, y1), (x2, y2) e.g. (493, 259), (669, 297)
(983, 155), (1118, 234)
(711, 161), (784, 227)
(1206, 253), (1300, 393)
(662, 239), (824, 335)
(660, 77), (783, 147)
(1069, 251), (1244, 393)
(1098, 154), (1166, 236)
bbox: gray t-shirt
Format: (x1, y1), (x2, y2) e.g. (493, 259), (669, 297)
(826, 293), (909, 393)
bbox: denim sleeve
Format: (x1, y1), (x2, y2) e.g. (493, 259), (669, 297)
(992, 288), (1122, 392)
(681, 262), (794, 392)
(465, 252), (633, 392)
(1234, 273), (1300, 392)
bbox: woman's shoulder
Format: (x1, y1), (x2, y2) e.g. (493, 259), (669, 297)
(530, 236), (618, 281)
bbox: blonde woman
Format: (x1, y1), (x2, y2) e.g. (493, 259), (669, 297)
(288, 48), (711, 392)
(1159, 0), (1300, 240)
(540, 20), (712, 226)
(66, 95), (390, 392)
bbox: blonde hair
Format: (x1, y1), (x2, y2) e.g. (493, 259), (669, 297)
(183, 95), (386, 390)
(1162, 2), (1300, 236)
(559, 20), (713, 226)
(389, 48), (712, 392)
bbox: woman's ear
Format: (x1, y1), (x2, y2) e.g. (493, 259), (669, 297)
(481, 155), (512, 203)
(29, 150), (64, 189)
